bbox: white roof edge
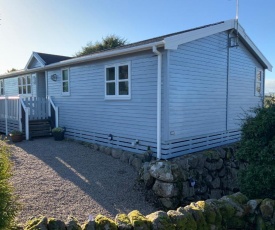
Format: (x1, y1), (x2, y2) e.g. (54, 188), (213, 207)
(0, 41), (164, 79)
(164, 19), (272, 71)
(24, 52), (46, 70)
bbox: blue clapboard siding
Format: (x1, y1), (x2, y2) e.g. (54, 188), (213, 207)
(28, 58), (42, 69)
(168, 32), (228, 141)
(227, 38), (263, 130)
(47, 51), (163, 145)
(3, 75), (39, 97)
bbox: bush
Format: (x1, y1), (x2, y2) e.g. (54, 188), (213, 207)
(0, 141), (18, 230)
(236, 103), (275, 199)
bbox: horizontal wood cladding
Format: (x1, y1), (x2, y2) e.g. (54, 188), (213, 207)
(48, 51), (161, 143)
(168, 32), (228, 140)
(227, 37), (264, 130)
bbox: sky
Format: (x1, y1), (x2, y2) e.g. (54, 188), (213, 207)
(0, 0), (274, 92)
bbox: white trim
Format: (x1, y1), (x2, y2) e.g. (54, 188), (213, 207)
(164, 19), (272, 71)
(24, 52), (46, 70)
(104, 62), (131, 100)
(61, 68), (70, 96)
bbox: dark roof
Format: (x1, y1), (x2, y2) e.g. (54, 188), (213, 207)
(82, 21), (225, 55)
(36, 52), (72, 65)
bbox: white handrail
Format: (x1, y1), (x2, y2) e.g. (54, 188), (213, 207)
(19, 97), (29, 140)
(48, 96), (59, 128)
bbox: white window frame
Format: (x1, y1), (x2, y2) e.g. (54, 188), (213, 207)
(255, 68), (263, 97)
(61, 68), (70, 96)
(105, 62), (131, 100)
(0, 79), (4, 96)
(18, 75), (32, 95)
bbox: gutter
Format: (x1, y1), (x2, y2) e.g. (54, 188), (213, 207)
(152, 46), (162, 160)
(0, 41), (165, 79)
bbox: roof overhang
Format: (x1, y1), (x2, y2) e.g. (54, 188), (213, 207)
(25, 52), (46, 70)
(164, 19), (272, 71)
(0, 19), (272, 79)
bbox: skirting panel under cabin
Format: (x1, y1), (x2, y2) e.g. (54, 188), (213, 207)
(0, 119), (19, 134)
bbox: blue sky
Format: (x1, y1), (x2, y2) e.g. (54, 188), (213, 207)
(0, 0), (274, 92)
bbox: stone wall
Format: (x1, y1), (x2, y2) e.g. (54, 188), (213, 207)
(23, 192), (275, 230)
(139, 145), (246, 209)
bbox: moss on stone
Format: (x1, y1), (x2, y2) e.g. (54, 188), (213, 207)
(48, 217), (66, 230)
(115, 213), (132, 229)
(24, 216), (48, 230)
(146, 211), (175, 230)
(227, 192), (249, 205)
(260, 199), (275, 221)
(66, 216), (82, 230)
(169, 209), (197, 230)
(95, 214), (117, 230)
(128, 210), (151, 230)
(81, 220), (95, 230)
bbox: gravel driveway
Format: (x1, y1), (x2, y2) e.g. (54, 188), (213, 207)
(9, 138), (157, 224)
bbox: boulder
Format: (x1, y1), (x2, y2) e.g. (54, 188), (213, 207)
(93, 144), (99, 151)
(184, 204), (208, 230)
(103, 147), (112, 155)
(152, 180), (179, 198)
(81, 221), (95, 230)
(146, 211), (175, 230)
(210, 177), (220, 189)
(187, 155), (198, 169)
(111, 148), (123, 159)
(159, 197), (180, 210)
(120, 151), (131, 163)
(66, 216), (82, 230)
(115, 213), (132, 230)
(210, 189), (222, 199)
(95, 214), (117, 230)
(131, 157), (142, 171)
(24, 216), (48, 230)
(48, 218), (66, 230)
(260, 198), (275, 221)
(143, 172), (155, 189)
(247, 199), (263, 214)
(149, 161), (181, 182)
(182, 181), (195, 199)
(128, 210), (151, 230)
(204, 150), (220, 161)
(167, 210), (197, 230)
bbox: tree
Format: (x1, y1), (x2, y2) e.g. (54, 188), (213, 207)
(75, 35), (127, 57)
(236, 102), (275, 199)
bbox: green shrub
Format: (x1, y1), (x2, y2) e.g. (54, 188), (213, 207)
(236, 104), (275, 199)
(0, 141), (18, 230)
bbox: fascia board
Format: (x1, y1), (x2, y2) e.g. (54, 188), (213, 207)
(0, 41), (164, 79)
(164, 20), (235, 49)
(24, 52), (46, 70)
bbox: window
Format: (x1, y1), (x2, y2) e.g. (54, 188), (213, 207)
(18, 75), (32, 95)
(0, 80), (4, 96)
(105, 62), (130, 99)
(255, 69), (262, 96)
(61, 69), (70, 95)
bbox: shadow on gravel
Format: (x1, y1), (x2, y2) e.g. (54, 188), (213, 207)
(11, 137), (157, 219)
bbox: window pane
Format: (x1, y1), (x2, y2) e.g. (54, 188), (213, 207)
(22, 77), (26, 85)
(256, 82), (261, 93)
(23, 86), (26, 94)
(106, 82), (115, 95)
(106, 67), (115, 81)
(19, 86), (22, 94)
(0, 88), (3, 95)
(62, 70), (68, 81)
(27, 85), (31, 94)
(257, 71), (262, 81)
(119, 81), (129, 95)
(27, 75), (31, 84)
(18, 77), (21, 85)
(63, 82), (68, 92)
(119, 65), (128, 80)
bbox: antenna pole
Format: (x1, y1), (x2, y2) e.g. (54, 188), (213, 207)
(236, 0), (239, 20)
(235, 0), (239, 46)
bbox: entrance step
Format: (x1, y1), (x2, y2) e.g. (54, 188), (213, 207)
(29, 119), (52, 138)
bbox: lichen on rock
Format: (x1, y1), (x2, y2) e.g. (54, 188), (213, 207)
(115, 213), (132, 230)
(168, 209), (197, 230)
(48, 217), (66, 230)
(146, 211), (175, 230)
(95, 214), (117, 230)
(128, 210), (151, 230)
(66, 216), (82, 230)
(24, 216), (48, 230)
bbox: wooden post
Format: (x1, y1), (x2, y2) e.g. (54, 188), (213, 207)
(5, 97), (8, 135)
(55, 107), (59, 128)
(25, 108), (29, 140)
(19, 99), (22, 132)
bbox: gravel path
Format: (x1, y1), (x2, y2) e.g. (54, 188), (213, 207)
(9, 138), (157, 224)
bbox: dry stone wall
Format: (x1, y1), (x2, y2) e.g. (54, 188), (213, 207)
(139, 145), (246, 209)
(22, 193), (275, 230)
